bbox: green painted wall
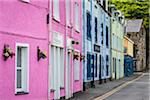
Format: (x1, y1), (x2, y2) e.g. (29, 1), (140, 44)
(110, 16), (124, 79)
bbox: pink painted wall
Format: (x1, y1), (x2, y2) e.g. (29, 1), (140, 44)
(49, 0), (82, 99)
(0, 0), (49, 100)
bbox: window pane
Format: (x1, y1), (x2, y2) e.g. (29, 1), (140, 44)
(17, 69), (22, 88)
(53, 0), (60, 21)
(17, 47), (22, 67)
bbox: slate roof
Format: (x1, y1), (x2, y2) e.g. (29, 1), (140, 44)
(126, 19), (143, 33)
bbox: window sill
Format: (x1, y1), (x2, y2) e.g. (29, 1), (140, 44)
(74, 80), (79, 82)
(53, 17), (60, 23)
(60, 87), (65, 89)
(15, 91), (29, 95)
(50, 89), (55, 92)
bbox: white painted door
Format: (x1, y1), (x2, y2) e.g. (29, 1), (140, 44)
(50, 46), (64, 99)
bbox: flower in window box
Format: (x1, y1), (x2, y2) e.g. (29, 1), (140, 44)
(37, 47), (47, 61)
(73, 52), (79, 60)
(3, 44), (15, 61)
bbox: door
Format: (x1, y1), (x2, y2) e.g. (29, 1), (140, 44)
(99, 55), (102, 82)
(66, 51), (72, 99)
(87, 53), (91, 80)
(50, 46), (64, 99)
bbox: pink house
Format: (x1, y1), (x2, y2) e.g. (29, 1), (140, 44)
(0, 0), (82, 99)
(49, 0), (83, 99)
(0, 0), (49, 99)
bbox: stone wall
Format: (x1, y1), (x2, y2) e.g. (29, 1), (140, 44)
(126, 27), (146, 71)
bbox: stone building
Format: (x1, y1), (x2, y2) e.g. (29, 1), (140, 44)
(125, 19), (146, 71)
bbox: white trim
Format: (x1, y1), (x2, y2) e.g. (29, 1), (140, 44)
(53, 0), (60, 22)
(21, 0), (30, 3)
(66, 0), (71, 26)
(74, 2), (80, 32)
(15, 43), (29, 94)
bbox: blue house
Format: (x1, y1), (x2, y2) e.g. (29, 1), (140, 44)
(82, 0), (111, 90)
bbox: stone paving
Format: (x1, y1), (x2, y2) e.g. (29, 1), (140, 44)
(70, 73), (141, 100)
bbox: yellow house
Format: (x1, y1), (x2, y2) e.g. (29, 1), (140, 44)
(124, 36), (134, 57)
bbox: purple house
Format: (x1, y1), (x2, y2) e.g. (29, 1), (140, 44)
(0, 0), (49, 99)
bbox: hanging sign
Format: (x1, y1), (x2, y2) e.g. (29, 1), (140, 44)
(52, 32), (64, 47)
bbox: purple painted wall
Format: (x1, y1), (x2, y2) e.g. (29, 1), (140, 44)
(0, 0), (49, 99)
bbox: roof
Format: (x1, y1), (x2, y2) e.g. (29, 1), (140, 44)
(126, 19), (143, 33)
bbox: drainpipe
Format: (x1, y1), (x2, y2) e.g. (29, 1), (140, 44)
(48, 0), (52, 100)
(82, 0), (86, 91)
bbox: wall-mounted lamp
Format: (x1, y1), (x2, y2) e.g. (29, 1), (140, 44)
(37, 46), (47, 61)
(71, 40), (79, 45)
(3, 44), (15, 61)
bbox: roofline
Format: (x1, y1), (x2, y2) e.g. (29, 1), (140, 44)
(124, 36), (134, 44)
(96, 0), (112, 16)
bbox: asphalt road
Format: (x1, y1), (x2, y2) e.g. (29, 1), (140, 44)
(105, 73), (149, 100)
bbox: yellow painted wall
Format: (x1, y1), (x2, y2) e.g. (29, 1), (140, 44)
(124, 36), (134, 57)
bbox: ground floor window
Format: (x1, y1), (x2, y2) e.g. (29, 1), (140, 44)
(74, 51), (80, 81)
(15, 43), (29, 94)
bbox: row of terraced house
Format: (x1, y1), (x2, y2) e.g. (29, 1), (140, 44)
(0, 0), (146, 100)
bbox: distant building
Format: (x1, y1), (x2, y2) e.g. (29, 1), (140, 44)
(109, 5), (125, 80)
(124, 36), (134, 57)
(125, 19), (146, 71)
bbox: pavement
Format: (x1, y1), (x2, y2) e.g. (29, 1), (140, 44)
(71, 73), (143, 100)
(104, 72), (149, 100)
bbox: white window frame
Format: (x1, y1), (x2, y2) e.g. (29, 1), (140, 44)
(74, 2), (80, 32)
(66, 0), (71, 26)
(50, 46), (65, 89)
(15, 43), (29, 94)
(53, 0), (60, 22)
(74, 50), (80, 81)
(21, 0), (30, 3)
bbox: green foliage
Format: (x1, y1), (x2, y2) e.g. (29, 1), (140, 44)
(109, 0), (149, 31)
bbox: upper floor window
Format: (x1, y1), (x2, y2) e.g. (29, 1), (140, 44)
(101, 23), (103, 44)
(87, 12), (91, 40)
(103, 0), (106, 10)
(106, 26), (109, 47)
(53, 0), (60, 22)
(95, 17), (98, 43)
(75, 2), (80, 31)
(66, 0), (71, 26)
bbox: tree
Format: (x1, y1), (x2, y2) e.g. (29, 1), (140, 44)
(109, 0), (149, 32)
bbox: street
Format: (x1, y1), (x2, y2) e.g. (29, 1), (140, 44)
(95, 73), (149, 100)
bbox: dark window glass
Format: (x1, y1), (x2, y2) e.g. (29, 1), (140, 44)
(17, 70), (22, 88)
(106, 26), (109, 47)
(87, 12), (91, 40)
(95, 17), (98, 43)
(17, 47), (22, 67)
(87, 53), (91, 80)
(95, 54), (97, 77)
(103, 0), (106, 10)
(101, 23), (103, 44)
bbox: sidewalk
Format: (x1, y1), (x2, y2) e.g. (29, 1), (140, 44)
(71, 73), (142, 100)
